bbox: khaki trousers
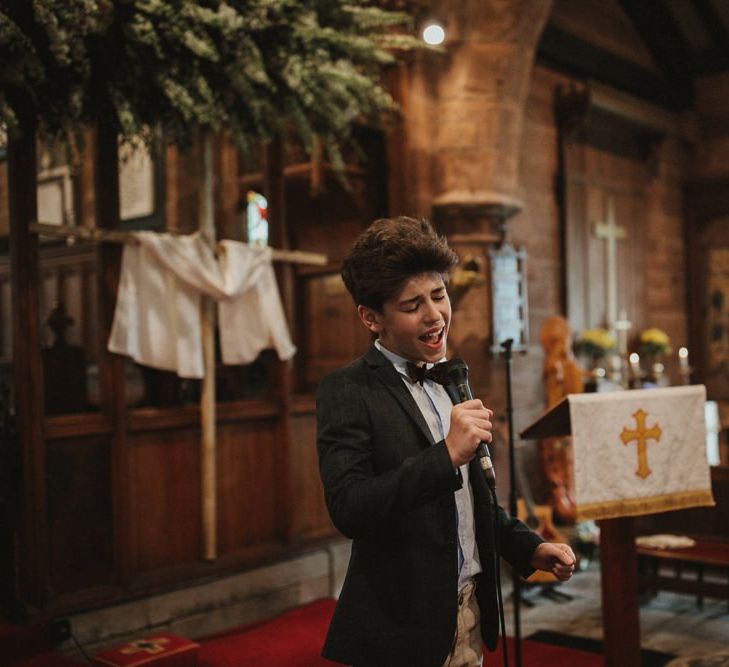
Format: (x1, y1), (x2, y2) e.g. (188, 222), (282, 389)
(441, 581), (483, 667)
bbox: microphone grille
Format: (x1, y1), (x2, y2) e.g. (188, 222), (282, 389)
(443, 357), (469, 382)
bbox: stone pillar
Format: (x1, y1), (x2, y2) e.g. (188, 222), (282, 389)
(397, 2), (554, 460)
(431, 0), (553, 235)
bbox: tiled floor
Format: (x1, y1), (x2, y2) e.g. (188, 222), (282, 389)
(502, 560), (729, 659)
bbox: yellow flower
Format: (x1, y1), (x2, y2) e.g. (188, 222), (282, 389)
(581, 328), (615, 350)
(639, 328), (671, 356)
(641, 328), (669, 346)
(574, 328), (615, 359)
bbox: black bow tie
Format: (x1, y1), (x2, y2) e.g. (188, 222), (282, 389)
(406, 361), (451, 386)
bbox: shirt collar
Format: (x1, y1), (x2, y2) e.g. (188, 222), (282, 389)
(374, 339), (446, 380)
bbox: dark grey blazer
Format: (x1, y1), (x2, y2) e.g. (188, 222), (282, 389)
(316, 346), (543, 666)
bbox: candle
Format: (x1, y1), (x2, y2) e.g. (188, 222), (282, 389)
(615, 309), (631, 355)
(679, 347), (689, 371)
(629, 352), (641, 378)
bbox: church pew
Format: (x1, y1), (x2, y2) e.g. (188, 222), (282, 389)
(635, 466), (729, 609)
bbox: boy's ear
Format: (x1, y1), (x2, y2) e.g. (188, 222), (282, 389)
(357, 305), (382, 333)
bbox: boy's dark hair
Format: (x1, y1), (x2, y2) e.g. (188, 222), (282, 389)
(341, 216), (459, 311)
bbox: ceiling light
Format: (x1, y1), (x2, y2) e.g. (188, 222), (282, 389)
(422, 22), (445, 46)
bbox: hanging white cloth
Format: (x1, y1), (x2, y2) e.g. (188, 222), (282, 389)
(217, 240), (296, 366)
(108, 232), (296, 378)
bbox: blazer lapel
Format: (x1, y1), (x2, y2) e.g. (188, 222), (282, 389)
(364, 346), (436, 446)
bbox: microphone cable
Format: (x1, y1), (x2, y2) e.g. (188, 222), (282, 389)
(490, 482), (509, 667)
(442, 357), (511, 667)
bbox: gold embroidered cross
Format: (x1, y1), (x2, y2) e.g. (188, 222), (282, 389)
(120, 637), (170, 655)
(620, 408), (662, 478)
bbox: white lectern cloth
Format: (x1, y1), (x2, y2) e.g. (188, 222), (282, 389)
(570, 385), (714, 521)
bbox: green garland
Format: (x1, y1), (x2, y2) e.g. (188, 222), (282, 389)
(0, 0), (421, 157)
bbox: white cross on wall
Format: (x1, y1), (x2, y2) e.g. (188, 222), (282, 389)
(593, 197), (627, 329)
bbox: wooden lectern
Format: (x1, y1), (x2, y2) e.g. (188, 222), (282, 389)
(521, 386), (714, 667)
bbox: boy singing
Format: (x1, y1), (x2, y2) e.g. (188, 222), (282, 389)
(317, 216), (575, 666)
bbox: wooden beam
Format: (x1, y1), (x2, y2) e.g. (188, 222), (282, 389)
(28, 223), (327, 266)
(265, 137), (295, 546)
(9, 110), (47, 608)
(199, 133), (217, 562)
(692, 0), (729, 74)
(94, 115), (132, 587)
(599, 517), (641, 667)
(238, 161), (365, 189)
(538, 24), (691, 110)
(616, 0), (694, 104)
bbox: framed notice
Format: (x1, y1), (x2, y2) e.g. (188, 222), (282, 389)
(489, 242), (529, 354)
(37, 164), (75, 226)
(34, 142), (76, 227)
(118, 135), (164, 230)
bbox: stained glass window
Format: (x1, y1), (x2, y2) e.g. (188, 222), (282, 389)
(246, 190), (268, 246)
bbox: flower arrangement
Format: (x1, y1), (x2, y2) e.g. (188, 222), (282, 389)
(573, 328), (615, 360)
(639, 328), (671, 357)
(0, 1), (422, 161)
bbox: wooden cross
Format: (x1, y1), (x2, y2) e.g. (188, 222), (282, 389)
(620, 409), (662, 479)
(593, 197), (626, 328)
(30, 138), (326, 562)
(199, 135), (217, 562)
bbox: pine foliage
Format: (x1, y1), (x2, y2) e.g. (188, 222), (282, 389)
(0, 0), (420, 154)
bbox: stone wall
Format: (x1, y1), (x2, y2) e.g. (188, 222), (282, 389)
(61, 540), (352, 656)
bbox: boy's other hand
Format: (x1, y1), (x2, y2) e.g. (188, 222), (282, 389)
(445, 399), (493, 467)
(530, 542), (576, 582)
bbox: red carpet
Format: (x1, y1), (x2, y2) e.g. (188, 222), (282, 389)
(0, 600), (609, 666)
(487, 636), (603, 666)
(197, 598), (604, 667)
(198, 599), (339, 667)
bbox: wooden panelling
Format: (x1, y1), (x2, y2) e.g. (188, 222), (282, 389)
(36, 245), (98, 356)
(0, 272), (11, 364)
(216, 419), (280, 553)
(290, 412), (336, 542)
(685, 181), (729, 398)
(0, 162), (8, 237)
(0, 242), (100, 413)
(46, 435), (114, 594)
(286, 176), (369, 264)
(299, 272), (371, 392)
(129, 429), (201, 573)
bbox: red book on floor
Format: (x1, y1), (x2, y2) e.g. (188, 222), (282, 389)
(91, 633), (199, 667)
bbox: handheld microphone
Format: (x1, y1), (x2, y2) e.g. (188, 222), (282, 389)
(443, 358), (496, 489)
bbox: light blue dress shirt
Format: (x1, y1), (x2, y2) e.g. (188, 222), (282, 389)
(375, 340), (482, 591)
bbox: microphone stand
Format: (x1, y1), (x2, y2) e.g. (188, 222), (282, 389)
(501, 338), (522, 667)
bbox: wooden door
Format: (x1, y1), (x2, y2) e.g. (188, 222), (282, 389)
(564, 143), (648, 335)
(557, 94), (658, 339)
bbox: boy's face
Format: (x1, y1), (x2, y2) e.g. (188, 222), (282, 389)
(358, 272), (451, 364)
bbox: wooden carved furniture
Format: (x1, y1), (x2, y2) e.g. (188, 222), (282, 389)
(538, 315), (584, 524)
(636, 465), (729, 610)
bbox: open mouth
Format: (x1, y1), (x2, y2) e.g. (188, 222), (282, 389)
(419, 327), (445, 347)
